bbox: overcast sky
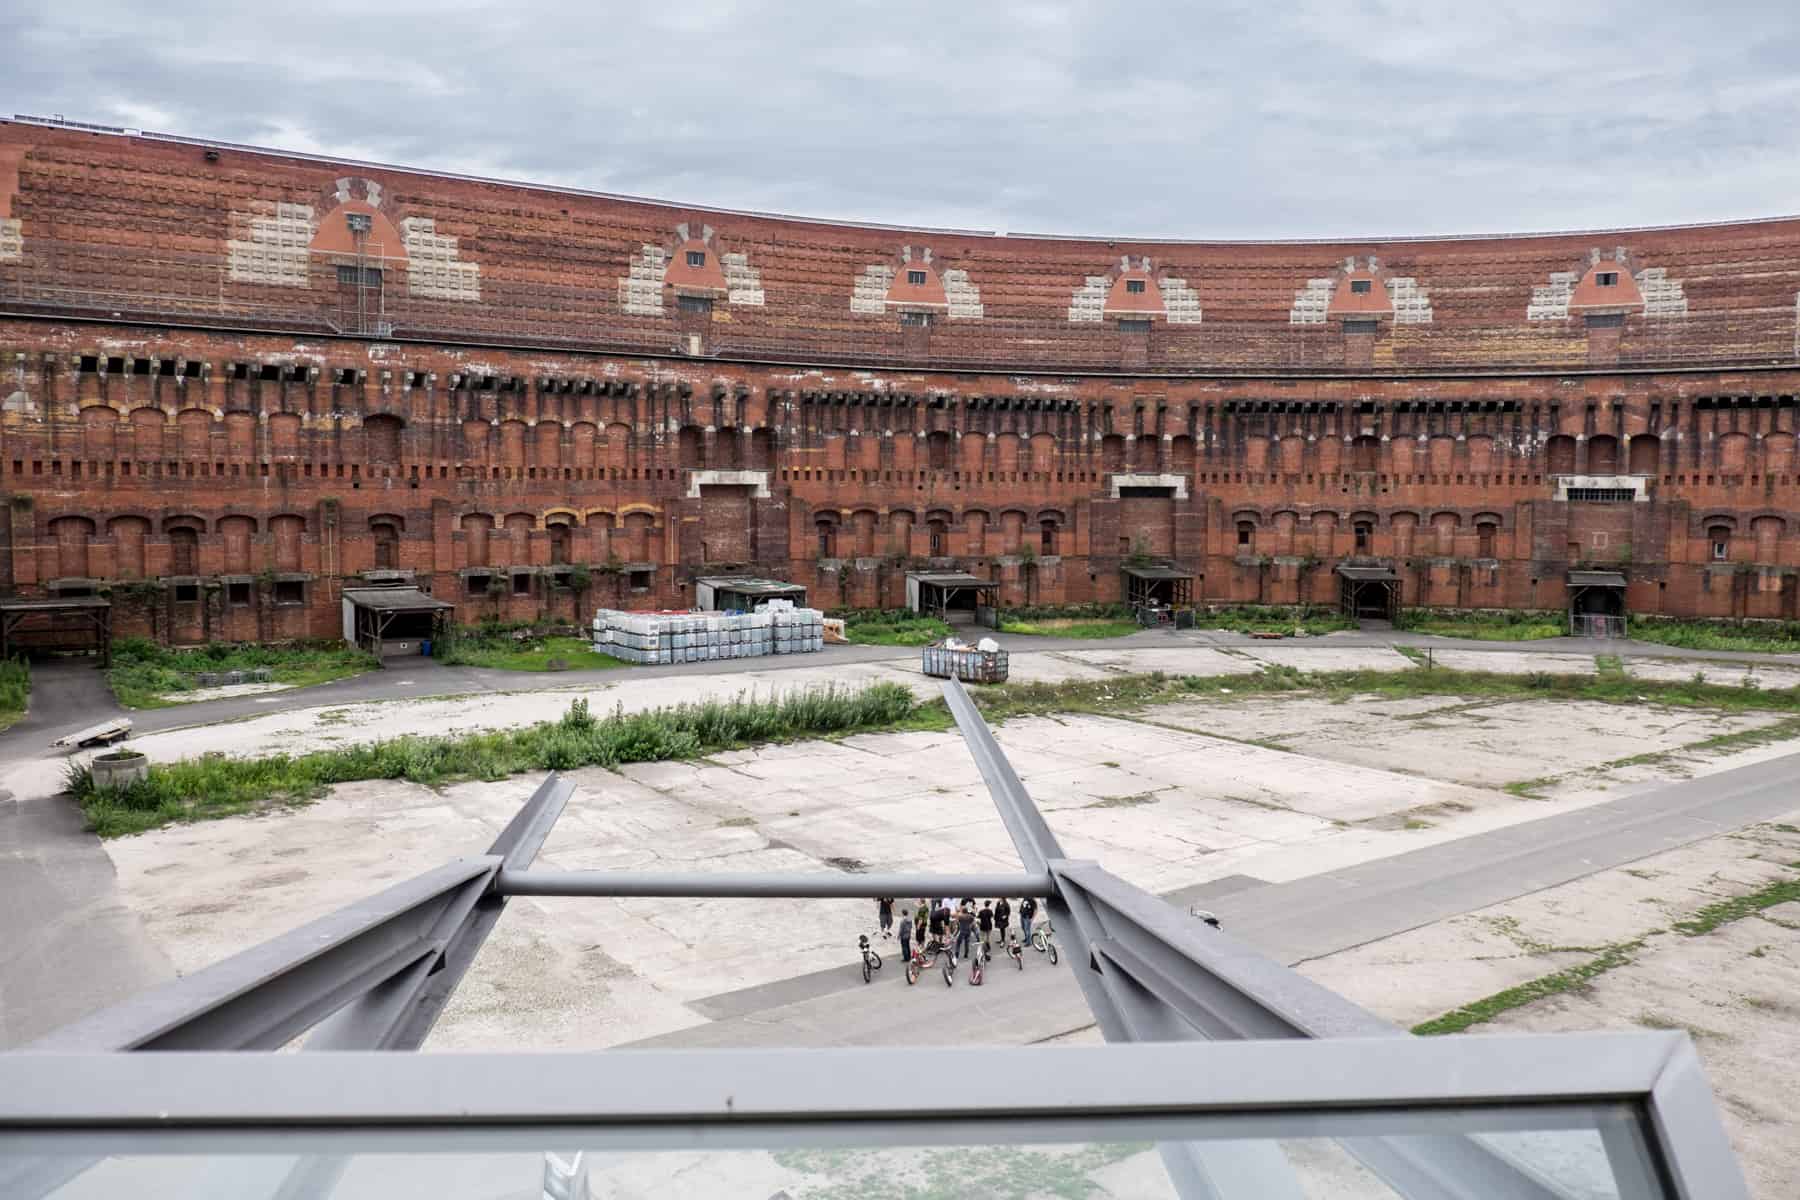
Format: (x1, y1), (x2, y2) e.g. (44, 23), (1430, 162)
(7, 0), (1799, 240)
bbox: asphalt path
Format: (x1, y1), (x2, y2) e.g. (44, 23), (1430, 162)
(631, 747), (1800, 1049)
(4, 627), (1795, 753)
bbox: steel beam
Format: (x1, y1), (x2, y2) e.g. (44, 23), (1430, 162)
(941, 678), (1584, 1200)
(496, 869), (1052, 899)
(23, 856), (500, 1054)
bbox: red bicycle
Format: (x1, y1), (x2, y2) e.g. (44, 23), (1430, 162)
(904, 938), (956, 987)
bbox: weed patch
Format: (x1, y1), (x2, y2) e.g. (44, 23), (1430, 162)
(70, 682), (920, 838)
(0, 657), (28, 730)
(108, 638), (376, 708)
(1672, 871), (1800, 936)
(1412, 941), (1642, 1035)
(437, 631), (625, 672)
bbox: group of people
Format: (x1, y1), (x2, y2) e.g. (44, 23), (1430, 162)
(875, 895), (1039, 967)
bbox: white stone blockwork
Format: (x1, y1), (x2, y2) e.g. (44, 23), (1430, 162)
(400, 217), (480, 302)
(1161, 277), (1203, 324)
(1387, 277), (1433, 324)
(685, 469), (772, 498)
(1637, 267), (1688, 317)
(1068, 276), (1108, 322)
(941, 268), (983, 319)
(721, 252), (765, 306)
(0, 216), (20, 261)
(1289, 278), (1333, 324)
(619, 244), (668, 316)
(850, 264), (895, 314)
(227, 201), (316, 287)
(1527, 271), (1579, 321)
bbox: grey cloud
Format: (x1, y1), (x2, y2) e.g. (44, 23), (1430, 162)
(5, 0), (1799, 238)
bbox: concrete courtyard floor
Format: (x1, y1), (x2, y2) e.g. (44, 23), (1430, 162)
(22, 640), (1800, 1196)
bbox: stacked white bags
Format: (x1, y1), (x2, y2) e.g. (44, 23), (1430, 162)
(592, 603), (824, 665)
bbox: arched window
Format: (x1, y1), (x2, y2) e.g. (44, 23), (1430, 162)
(1710, 525), (1730, 561)
(1478, 522), (1497, 559)
(1353, 522), (1372, 554)
(1040, 519), (1058, 556)
(547, 519), (571, 565)
(928, 518), (947, 557)
(1236, 520), (1255, 552)
(816, 517), (837, 559)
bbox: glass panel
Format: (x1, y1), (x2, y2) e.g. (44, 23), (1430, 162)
(13, 1114), (1659, 1199)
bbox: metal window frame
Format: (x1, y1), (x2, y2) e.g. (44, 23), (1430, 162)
(0, 680), (1750, 1200)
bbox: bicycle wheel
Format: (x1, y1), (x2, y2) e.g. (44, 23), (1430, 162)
(970, 959), (983, 986)
(869, 951), (882, 971)
(862, 957), (872, 984)
(1013, 949), (1023, 970)
(906, 959), (919, 985)
(1031, 929), (1047, 953)
(1047, 941), (1059, 965)
(942, 960), (954, 987)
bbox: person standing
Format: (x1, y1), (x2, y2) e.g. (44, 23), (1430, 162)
(993, 896), (1012, 946)
(915, 899), (930, 939)
(897, 908), (913, 967)
(1020, 895), (1037, 943)
(928, 902), (948, 951)
(954, 904), (975, 961)
(877, 897), (894, 939)
(977, 901), (994, 954)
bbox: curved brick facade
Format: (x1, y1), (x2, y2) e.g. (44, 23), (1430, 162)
(0, 118), (1797, 641)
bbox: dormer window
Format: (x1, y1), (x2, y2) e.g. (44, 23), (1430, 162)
(1125, 279), (1146, 294)
(907, 270), (927, 286)
(686, 251), (706, 267)
(1595, 272), (1619, 287)
(1350, 279), (1372, 294)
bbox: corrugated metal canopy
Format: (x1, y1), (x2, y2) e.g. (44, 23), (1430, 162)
(342, 587), (456, 612)
(1335, 565), (1399, 582)
(1568, 570), (1628, 588)
(1121, 564), (1195, 581)
(698, 577), (806, 598)
(907, 572), (997, 589)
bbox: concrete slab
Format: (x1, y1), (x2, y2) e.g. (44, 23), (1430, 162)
(1235, 644), (1415, 672)
(1425, 650), (1599, 676)
(1626, 656), (1800, 690)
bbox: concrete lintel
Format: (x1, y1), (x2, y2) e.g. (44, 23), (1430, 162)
(686, 469), (772, 498)
(1106, 473), (1189, 500)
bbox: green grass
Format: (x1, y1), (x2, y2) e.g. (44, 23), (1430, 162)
(838, 612), (954, 646)
(1628, 617), (1800, 655)
(437, 633), (626, 672)
(1411, 941), (1644, 1035)
(1672, 869), (1800, 936)
(107, 638), (379, 708)
(1198, 605), (1357, 636)
(69, 683), (921, 837)
(1400, 610), (1565, 641)
(0, 657), (28, 731)
(1414, 862), (1800, 1035)
(999, 618), (1140, 639)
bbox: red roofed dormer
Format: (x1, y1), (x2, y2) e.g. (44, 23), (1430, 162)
(310, 200), (408, 262)
(887, 248), (948, 310)
(1567, 259), (1644, 314)
(1328, 262), (1394, 319)
(1104, 257), (1164, 318)
(663, 234), (729, 297)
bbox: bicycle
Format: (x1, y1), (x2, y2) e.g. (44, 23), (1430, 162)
(904, 938), (956, 987)
(1031, 917), (1060, 965)
(858, 934), (883, 984)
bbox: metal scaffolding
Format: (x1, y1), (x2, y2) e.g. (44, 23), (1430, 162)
(0, 678), (1747, 1199)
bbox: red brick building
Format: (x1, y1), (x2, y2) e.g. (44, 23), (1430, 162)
(1, 116), (1797, 643)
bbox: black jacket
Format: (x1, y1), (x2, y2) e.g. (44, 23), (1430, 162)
(994, 899), (1011, 923)
(978, 908), (994, 931)
(1020, 897), (1038, 919)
